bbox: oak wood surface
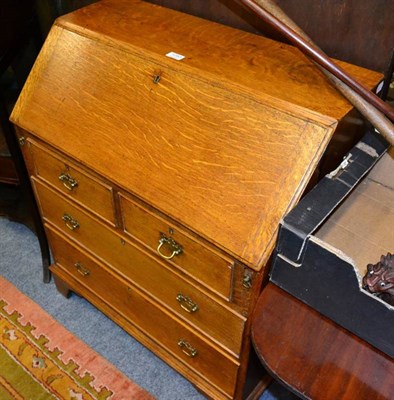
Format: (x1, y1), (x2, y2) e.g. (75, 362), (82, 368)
(12, 20), (333, 270)
(52, 269), (240, 400)
(46, 221), (246, 357)
(120, 193), (235, 301)
(29, 139), (116, 225)
(49, 243), (240, 398)
(10, 2), (387, 398)
(10, 0), (381, 269)
(58, 0), (381, 119)
(29, 160), (265, 398)
(29, 150), (258, 398)
(52, 274), (71, 298)
(252, 284), (394, 400)
(146, 0), (394, 74)
(35, 0), (394, 73)
(32, 177), (248, 309)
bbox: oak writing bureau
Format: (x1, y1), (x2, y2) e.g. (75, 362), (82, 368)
(10, 0), (382, 398)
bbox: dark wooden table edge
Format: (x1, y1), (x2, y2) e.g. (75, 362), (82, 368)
(251, 283), (394, 400)
(250, 332), (308, 400)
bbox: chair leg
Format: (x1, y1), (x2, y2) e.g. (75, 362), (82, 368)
(0, 93), (51, 283)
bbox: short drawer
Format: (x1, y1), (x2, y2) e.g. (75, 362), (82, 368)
(30, 140), (115, 225)
(35, 179), (245, 356)
(49, 240), (239, 398)
(119, 194), (234, 301)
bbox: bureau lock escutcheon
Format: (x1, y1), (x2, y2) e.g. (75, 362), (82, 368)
(153, 74), (161, 84)
(242, 270), (253, 289)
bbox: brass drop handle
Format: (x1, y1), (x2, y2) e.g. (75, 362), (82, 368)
(62, 213), (80, 231)
(59, 172), (78, 191)
(176, 294), (198, 313)
(177, 339), (198, 358)
(75, 262), (90, 277)
(157, 234), (183, 260)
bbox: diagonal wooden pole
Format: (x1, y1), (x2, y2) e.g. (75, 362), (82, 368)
(237, 0), (394, 145)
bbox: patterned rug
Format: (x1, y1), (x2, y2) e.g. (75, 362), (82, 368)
(0, 275), (154, 400)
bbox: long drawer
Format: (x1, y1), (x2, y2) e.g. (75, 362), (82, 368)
(33, 178), (245, 356)
(47, 229), (239, 398)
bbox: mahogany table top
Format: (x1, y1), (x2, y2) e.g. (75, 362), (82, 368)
(252, 283), (394, 400)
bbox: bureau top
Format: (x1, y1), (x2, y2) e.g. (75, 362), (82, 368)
(57, 0), (380, 121)
(11, 0), (382, 269)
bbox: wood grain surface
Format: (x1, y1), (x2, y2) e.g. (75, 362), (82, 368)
(120, 193), (235, 301)
(51, 259), (240, 399)
(11, 24), (331, 268)
(29, 139), (116, 225)
(146, 0), (394, 73)
(10, 1), (382, 269)
(252, 284), (394, 400)
(34, 177), (247, 354)
(36, 0), (393, 72)
(58, 0), (381, 119)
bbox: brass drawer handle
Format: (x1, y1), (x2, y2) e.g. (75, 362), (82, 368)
(59, 172), (78, 191)
(177, 339), (198, 358)
(62, 213), (80, 231)
(157, 233), (183, 260)
(176, 294), (198, 313)
(75, 262), (90, 277)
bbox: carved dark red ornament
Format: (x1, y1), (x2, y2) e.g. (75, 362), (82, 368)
(363, 253), (394, 306)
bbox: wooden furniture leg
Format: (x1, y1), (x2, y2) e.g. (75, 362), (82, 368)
(53, 275), (71, 298)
